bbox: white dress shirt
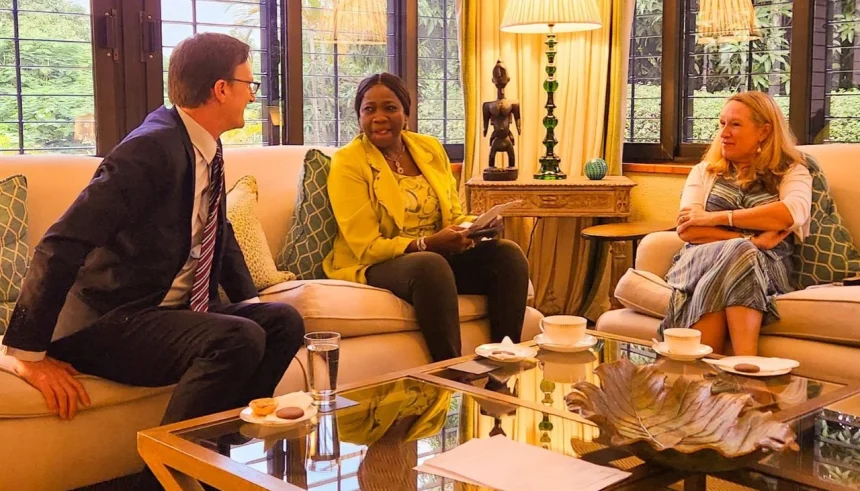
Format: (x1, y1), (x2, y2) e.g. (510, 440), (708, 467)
(160, 108), (219, 307)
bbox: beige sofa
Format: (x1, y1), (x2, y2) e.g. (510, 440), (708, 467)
(597, 144), (860, 382)
(0, 145), (542, 491)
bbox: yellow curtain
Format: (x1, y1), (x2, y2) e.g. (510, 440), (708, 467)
(457, 0), (634, 319)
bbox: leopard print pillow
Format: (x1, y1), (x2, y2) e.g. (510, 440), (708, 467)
(226, 175), (295, 291)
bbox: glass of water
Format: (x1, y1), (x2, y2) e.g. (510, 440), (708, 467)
(304, 331), (341, 406)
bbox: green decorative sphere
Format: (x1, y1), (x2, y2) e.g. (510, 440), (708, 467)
(584, 158), (608, 180)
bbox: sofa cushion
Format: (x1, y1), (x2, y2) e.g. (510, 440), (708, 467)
(614, 268), (671, 318)
(595, 307), (661, 341)
(761, 285), (860, 347)
(0, 175), (28, 335)
(226, 176), (295, 291)
(259, 279), (488, 338)
(792, 154), (860, 289)
(276, 150), (336, 280)
(0, 351), (174, 417)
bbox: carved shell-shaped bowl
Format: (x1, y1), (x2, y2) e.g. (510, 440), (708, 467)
(565, 359), (798, 472)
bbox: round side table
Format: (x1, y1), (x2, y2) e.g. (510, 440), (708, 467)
(581, 221), (676, 309)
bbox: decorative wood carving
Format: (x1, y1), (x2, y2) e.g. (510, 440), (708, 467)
(466, 176), (636, 218)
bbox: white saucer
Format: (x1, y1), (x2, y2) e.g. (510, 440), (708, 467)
(703, 356), (799, 377)
(239, 392), (318, 427)
(475, 343), (538, 363)
(651, 341), (713, 361)
(534, 333), (598, 353)
(240, 405), (317, 427)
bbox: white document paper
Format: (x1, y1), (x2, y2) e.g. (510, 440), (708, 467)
(415, 435), (630, 491)
(469, 200), (523, 230)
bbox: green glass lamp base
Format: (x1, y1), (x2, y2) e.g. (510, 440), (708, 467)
(534, 31), (566, 181)
(534, 167), (567, 180)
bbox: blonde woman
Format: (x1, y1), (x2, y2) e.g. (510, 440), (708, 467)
(664, 91), (812, 356)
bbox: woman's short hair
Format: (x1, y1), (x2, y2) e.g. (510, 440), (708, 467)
(354, 73), (412, 117)
(704, 91), (804, 193)
(168, 33), (250, 108)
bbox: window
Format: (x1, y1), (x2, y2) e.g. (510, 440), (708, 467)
(161, 0), (279, 147)
(301, 0), (395, 147)
(682, 0), (792, 143)
(627, 0), (663, 144)
(417, 0), (464, 145)
(624, 0), (837, 162)
(824, 0), (860, 143)
(2, 1), (464, 157)
(1, 0), (96, 154)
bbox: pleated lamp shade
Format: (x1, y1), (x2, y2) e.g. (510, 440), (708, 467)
(696, 0), (761, 44)
(500, 0), (602, 34)
(316, 0), (387, 45)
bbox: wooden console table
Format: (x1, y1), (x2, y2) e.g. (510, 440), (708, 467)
(466, 175), (637, 310)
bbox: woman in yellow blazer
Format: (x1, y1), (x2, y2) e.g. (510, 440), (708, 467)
(323, 73), (529, 361)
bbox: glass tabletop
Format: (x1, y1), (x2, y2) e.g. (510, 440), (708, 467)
(424, 337), (846, 420)
(173, 377), (653, 490)
(745, 391), (860, 490)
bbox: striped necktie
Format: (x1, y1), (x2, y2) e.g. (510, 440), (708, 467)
(189, 144), (224, 312)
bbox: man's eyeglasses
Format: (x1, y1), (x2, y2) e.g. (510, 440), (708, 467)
(229, 78), (261, 95)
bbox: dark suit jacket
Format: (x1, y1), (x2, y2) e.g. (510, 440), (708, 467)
(2, 106), (257, 353)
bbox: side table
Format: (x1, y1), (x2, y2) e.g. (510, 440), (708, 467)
(581, 221), (677, 309)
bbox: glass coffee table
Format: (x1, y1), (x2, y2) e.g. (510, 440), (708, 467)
(138, 332), (860, 490)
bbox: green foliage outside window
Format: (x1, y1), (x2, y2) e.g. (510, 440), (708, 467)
(1, 0), (95, 153)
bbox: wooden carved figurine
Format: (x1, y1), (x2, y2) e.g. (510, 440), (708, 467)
(482, 60), (521, 181)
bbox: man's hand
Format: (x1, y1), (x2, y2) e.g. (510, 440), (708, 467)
(751, 230), (791, 250)
(12, 356), (91, 420)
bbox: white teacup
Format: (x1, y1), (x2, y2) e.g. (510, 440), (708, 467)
(539, 315), (587, 346)
(663, 328), (702, 355)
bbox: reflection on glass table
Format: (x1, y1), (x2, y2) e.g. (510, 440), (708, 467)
(175, 377), (647, 490)
(749, 392), (860, 491)
(425, 336), (846, 420)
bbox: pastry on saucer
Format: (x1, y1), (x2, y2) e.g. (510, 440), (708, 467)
(249, 397), (278, 417)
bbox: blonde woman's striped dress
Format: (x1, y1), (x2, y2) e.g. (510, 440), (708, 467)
(659, 177), (795, 335)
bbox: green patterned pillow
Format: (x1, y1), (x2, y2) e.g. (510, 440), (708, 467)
(276, 149), (337, 280)
(792, 154), (860, 289)
(0, 175), (28, 335)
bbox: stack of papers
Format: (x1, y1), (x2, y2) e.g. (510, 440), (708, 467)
(415, 435), (630, 491)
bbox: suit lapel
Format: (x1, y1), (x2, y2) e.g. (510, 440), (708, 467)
(169, 106), (199, 267)
(169, 107), (198, 179)
(362, 135), (405, 228)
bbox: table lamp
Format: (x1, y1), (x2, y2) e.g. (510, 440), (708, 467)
(501, 0), (602, 180)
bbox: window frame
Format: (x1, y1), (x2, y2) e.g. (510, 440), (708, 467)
(624, 0), (819, 163)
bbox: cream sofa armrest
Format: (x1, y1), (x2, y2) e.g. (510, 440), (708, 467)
(635, 231), (685, 277)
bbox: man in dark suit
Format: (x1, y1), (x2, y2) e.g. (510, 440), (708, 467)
(0, 33), (304, 429)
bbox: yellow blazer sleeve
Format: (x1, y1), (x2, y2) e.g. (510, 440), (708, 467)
(436, 140), (475, 225)
(328, 152), (413, 265)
